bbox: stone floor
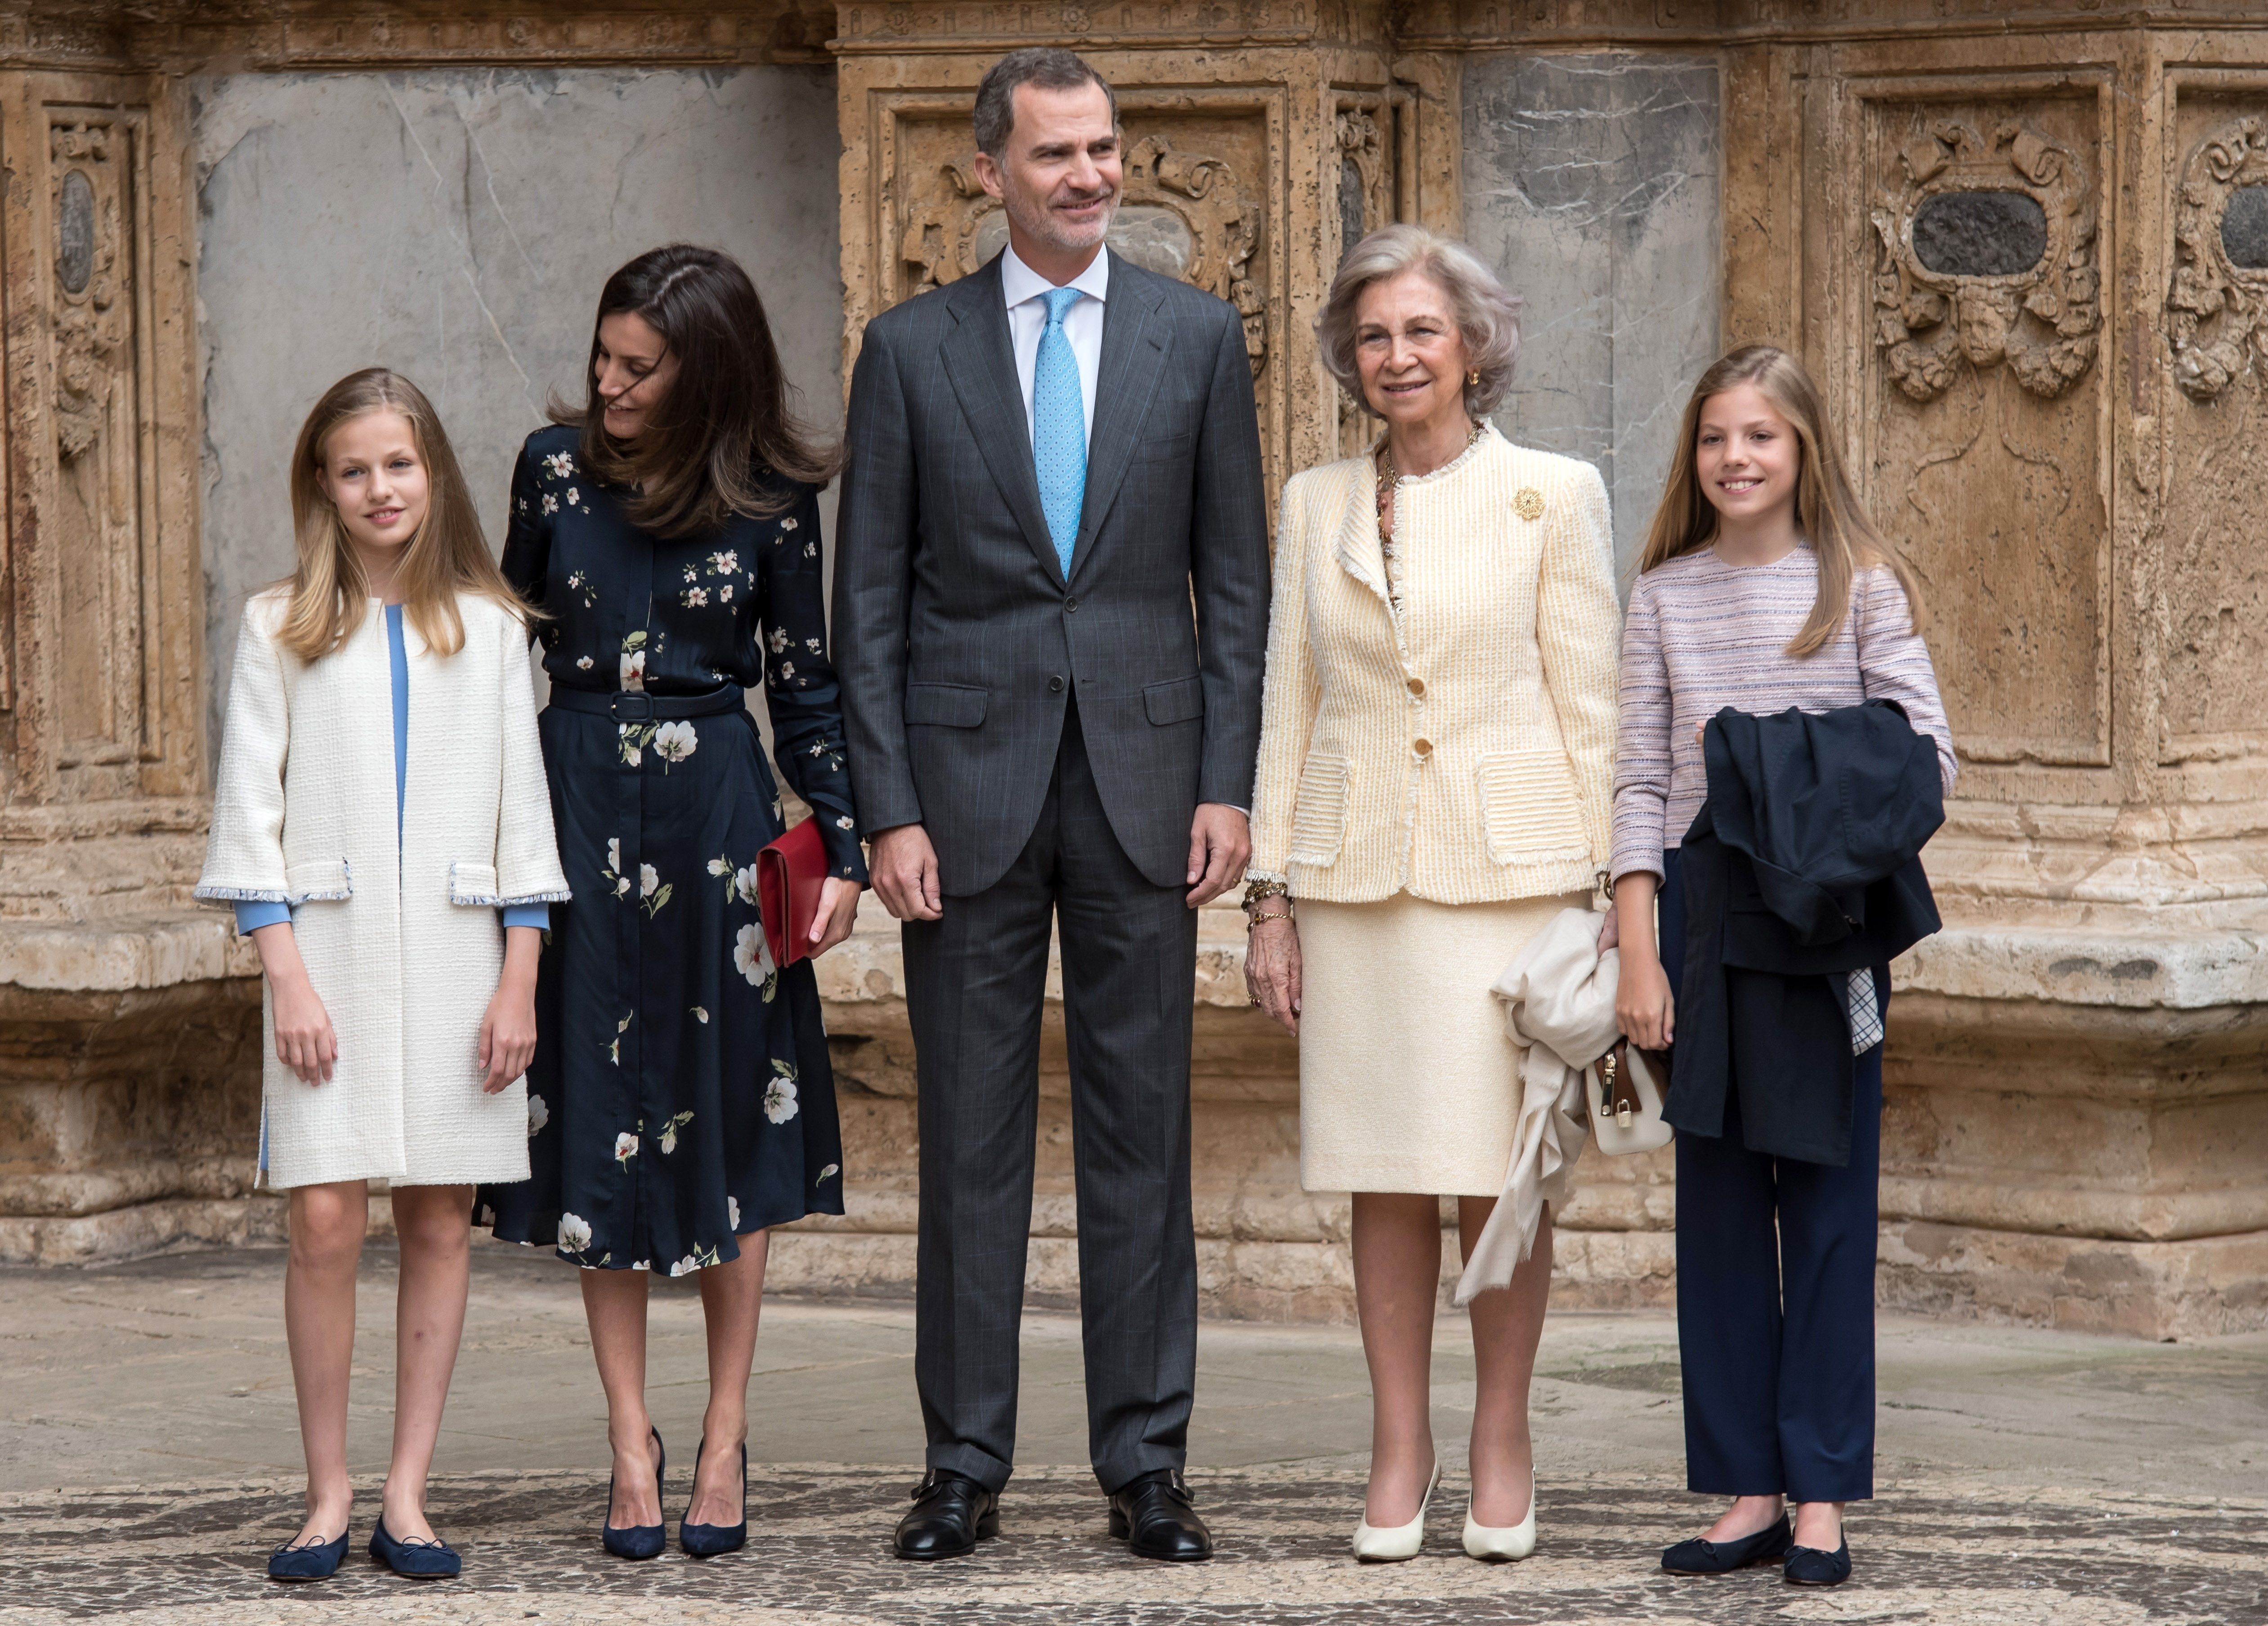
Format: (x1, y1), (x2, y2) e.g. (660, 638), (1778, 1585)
(2, 1242), (2264, 1624)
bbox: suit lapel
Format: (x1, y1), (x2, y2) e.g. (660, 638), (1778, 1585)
(1069, 254), (1171, 588)
(940, 257), (1061, 581)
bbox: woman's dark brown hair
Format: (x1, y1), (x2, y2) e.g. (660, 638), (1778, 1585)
(555, 244), (841, 538)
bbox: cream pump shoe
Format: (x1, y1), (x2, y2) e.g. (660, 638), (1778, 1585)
(1462, 1472), (1538, 1561)
(1351, 1459), (1442, 1562)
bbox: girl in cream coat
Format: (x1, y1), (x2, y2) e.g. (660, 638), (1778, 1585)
(197, 370), (567, 1581)
(1245, 228), (1619, 1563)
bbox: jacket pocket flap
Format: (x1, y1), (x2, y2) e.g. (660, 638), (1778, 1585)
(904, 682), (988, 728)
(1142, 676), (1205, 726)
(283, 858), (353, 904)
(1135, 430), (1195, 463)
(449, 861), (502, 906)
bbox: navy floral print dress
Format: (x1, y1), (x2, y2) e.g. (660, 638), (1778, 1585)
(475, 424), (867, 1275)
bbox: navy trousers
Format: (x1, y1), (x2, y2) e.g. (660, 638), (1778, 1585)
(1660, 850), (1883, 1503)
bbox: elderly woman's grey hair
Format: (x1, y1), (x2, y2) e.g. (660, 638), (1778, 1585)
(1315, 224), (1523, 417)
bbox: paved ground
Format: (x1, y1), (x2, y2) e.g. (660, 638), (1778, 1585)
(2, 1241), (2264, 1623)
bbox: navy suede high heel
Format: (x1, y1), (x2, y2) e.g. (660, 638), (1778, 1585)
(602, 1427), (668, 1560)
(368, 1515), (461, 1578)
(679, 1438), (749, 1557)
(267, 1529), (349, 1581)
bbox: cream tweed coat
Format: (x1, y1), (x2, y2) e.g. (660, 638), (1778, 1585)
(197, 590), (569, 1190)
(1248, 426), (1621, 903)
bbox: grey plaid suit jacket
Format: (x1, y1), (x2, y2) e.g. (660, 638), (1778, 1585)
(832, 250), (1271, 897)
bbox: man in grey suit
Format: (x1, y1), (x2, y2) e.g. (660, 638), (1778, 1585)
(833, 47), (1270, 1563)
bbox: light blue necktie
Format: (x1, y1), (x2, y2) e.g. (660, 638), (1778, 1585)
(1032, 287), (1087, 578)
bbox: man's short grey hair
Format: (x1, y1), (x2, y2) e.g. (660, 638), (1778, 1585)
(1314, 224), (1523, 417)
(973, 47), (1118, 160)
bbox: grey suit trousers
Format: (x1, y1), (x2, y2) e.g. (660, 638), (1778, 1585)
(901, 697), (1199, 1495)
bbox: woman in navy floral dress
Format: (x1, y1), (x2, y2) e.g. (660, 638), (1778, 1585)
(476, 246), (865, 1558)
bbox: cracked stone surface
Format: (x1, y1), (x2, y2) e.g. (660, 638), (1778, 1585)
(2, 1245), (2264, 1623)
(189, 64), (843, 751)
(1461, 52), (1723, 579)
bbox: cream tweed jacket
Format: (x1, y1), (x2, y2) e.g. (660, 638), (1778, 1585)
(197, 589), (569, 1190)
(1248, 426), (1620, 904)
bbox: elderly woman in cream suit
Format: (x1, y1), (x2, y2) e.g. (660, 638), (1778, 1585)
(1244, 225), (1619, 1562)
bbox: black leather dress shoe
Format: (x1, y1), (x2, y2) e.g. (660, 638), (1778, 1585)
(1661, 1514), (1791, 1575)
(894, 1470), (999, 1560)
(1784, 1538), (1852, 1586)
(1108, 1469), (1213, 1563)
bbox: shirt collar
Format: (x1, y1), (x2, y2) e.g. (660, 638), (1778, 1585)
(1000, 241), (1110, 310)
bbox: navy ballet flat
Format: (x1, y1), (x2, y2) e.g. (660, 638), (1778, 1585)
(1785, 1537), (1852, 1586)
(368, 1515), (461, 1578)
(603, 1426), (668, 1560)
(1662, 1514), (1792, 1575)
(679, 1439), (749, 1557)
(266, 1529), (349, 1581)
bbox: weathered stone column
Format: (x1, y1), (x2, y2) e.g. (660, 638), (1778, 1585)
(1714, 13), (2268, 1337)
(0, 39), (269, 1261)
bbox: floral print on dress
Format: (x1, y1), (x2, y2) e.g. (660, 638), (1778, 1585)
(763, 1059), (800, 1124)
(478, 424), (863, 1279)
(528, 1094), (549, 1137)
(733, 923), (778, 1002)
(653, 721), (698, 769)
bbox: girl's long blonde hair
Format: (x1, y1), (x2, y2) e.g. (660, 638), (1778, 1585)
(1637, 344), (1924, 658)
(278, 369), (526, 663)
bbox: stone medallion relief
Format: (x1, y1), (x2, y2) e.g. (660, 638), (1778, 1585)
(45, 112), (154, 781)
(1859, 102), (2107, 766)
(2168, 114), (2268, 402)
(1870, 119), (2101, 403)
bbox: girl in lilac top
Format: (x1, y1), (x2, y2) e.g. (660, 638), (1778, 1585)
(1607, 346), (1954, 1588)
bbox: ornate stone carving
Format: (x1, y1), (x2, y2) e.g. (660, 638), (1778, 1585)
(1870, 119), (2100, 402)
(1337, 107), (1386, 264)
(897, 132), (1264, 373)
(49, 123), (128, 464)
(2168, 115), (2268, 402)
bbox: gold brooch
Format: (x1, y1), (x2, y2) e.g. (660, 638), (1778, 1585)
(1513, 487), (1545, 521)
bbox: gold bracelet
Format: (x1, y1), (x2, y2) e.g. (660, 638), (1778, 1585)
(1246, 910), (1293, 927)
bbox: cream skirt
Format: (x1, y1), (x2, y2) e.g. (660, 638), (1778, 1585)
(1297, 890), (1588, 1196)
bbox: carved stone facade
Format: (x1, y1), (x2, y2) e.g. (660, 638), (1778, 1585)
(1, 0), (2264, 1340)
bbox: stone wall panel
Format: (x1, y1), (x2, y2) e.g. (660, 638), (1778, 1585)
(1460, 51), (1722, 577)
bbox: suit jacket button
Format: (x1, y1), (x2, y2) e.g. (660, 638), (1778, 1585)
(1064, 595), (1079, 612)
(1048, 675), (1065, 693)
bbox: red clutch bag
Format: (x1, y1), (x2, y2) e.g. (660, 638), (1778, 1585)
(758, 817), (829, 969)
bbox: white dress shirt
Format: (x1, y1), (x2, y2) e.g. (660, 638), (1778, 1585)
(1001, 242), (1108, 449)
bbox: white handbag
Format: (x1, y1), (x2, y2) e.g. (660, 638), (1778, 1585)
(1584, 1041), (1674, 1156)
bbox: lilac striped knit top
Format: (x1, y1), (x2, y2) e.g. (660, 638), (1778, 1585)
(1609, 541), (1957, 883)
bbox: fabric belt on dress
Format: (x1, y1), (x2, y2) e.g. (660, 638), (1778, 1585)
(546, 686), (747, 721)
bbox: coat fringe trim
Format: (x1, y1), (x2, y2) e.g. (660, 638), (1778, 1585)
(193, 884), (289, 905)
(447, 860), (572, 908)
